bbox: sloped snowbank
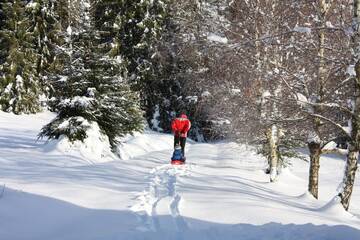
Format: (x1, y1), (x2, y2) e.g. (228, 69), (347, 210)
(117, 130), (174, 160)
(43, 122), (114, 164)
(0, 111), (115, 165)
(0, 111), (176, 164)
(319, 196), (355, 219)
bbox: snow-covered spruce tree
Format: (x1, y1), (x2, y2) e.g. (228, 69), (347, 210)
(91, 0), (144, 150)
(90, 0), (168, 135)
(0, 3), (6, 63)
(114, 0), (174, 137)
(0, 0), (60, 114)
(40, 0), (144, 152)
(111, 0), (167, 91)
(27, 0), (60, 97)
(39, 0), (97, 142)
(0, 0), (41, 113)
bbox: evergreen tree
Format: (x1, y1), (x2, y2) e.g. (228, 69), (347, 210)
(110, 0), (167, 88)
(40, 0), (144, 152)
(0, 3), (6, 64)
(90, 0), (145, 149)
(92, 0), (168, 133)
(27, 0), (61, 98)
(0, 0), (41, 113)
(101, 0), (168, 125)
(39, 7), (97, 142)
(0, 0), (59, 114)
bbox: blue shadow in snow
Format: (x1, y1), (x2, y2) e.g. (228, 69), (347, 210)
(0, 188), (359, 240)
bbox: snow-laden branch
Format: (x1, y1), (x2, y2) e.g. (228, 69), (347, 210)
(267, 89), (352, 116)
(267, 94), (352, 117)
(295, 99), (354, 116)
(321, 148), (348, 155)
(307, 113), (351, 138)
(226, 26), (350, 50)
(321, 139), (349, 155)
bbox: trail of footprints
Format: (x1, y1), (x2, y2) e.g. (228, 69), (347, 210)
(131, 164), (190, 232)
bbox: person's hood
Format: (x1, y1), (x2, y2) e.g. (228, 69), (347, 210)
(179, 114), (188, 119)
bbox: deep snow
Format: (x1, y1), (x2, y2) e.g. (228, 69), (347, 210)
(0, 111), (360, 240)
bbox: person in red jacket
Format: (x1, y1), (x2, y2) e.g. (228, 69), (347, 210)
(171, 113), (191, 158)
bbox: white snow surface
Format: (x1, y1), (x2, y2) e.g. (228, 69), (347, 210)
(46, 120), (114, 164)
(322, 141), (338, 151)
(293, 26), (312, 33)
(230, 88), (241, 95)
(150, 105), (163, 132)
(262, 90), (271, 98)
(60, 96), (94, 108)
(26, 1), (39, 9)
(66, 26), (72, 36)
(296, 92), (308, 105)
(0, 112), (360, 240)
(207, 33), (228, 44)
(201, 91), (211, 97)
(347, 65), (356, 76)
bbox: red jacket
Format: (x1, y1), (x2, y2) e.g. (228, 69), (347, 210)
(171, 114), (191, 137)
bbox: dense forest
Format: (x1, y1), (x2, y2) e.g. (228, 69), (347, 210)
(1, 0), (360, 210)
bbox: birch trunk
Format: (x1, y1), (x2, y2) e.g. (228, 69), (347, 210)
(307, 119), (322, 199)
(338, 0), (360, 210)
(308, 141), (321, 199)
(338, 64), (360, 210)
(267, 125), (279, 182)
(339, 144), (359, 210)
(307, 0), (329, 200)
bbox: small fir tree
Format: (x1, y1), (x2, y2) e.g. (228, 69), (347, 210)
(40, 0), (99, 142)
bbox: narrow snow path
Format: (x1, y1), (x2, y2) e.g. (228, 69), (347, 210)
(130, 164), (191, 234)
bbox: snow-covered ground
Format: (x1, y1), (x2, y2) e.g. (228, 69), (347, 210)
(0, 112), (360, 240)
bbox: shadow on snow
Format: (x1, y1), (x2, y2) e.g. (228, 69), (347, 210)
(0, 188), (359, 240)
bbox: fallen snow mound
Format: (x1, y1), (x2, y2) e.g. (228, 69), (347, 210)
(117, 130), (174, 160)
(43, 122), (114, 164)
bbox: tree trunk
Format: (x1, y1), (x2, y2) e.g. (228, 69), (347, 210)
(306, 0), (329, 200)
(267, 125), (279, 182)
(338, 145), (358, 210)
(308, 141), (321, 199)
(317, 2), (327, 99)
(338, 61), (360, 210)
(338, 0), (360, 211)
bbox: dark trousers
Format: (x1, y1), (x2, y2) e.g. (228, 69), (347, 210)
(174, 136), (186, 156)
